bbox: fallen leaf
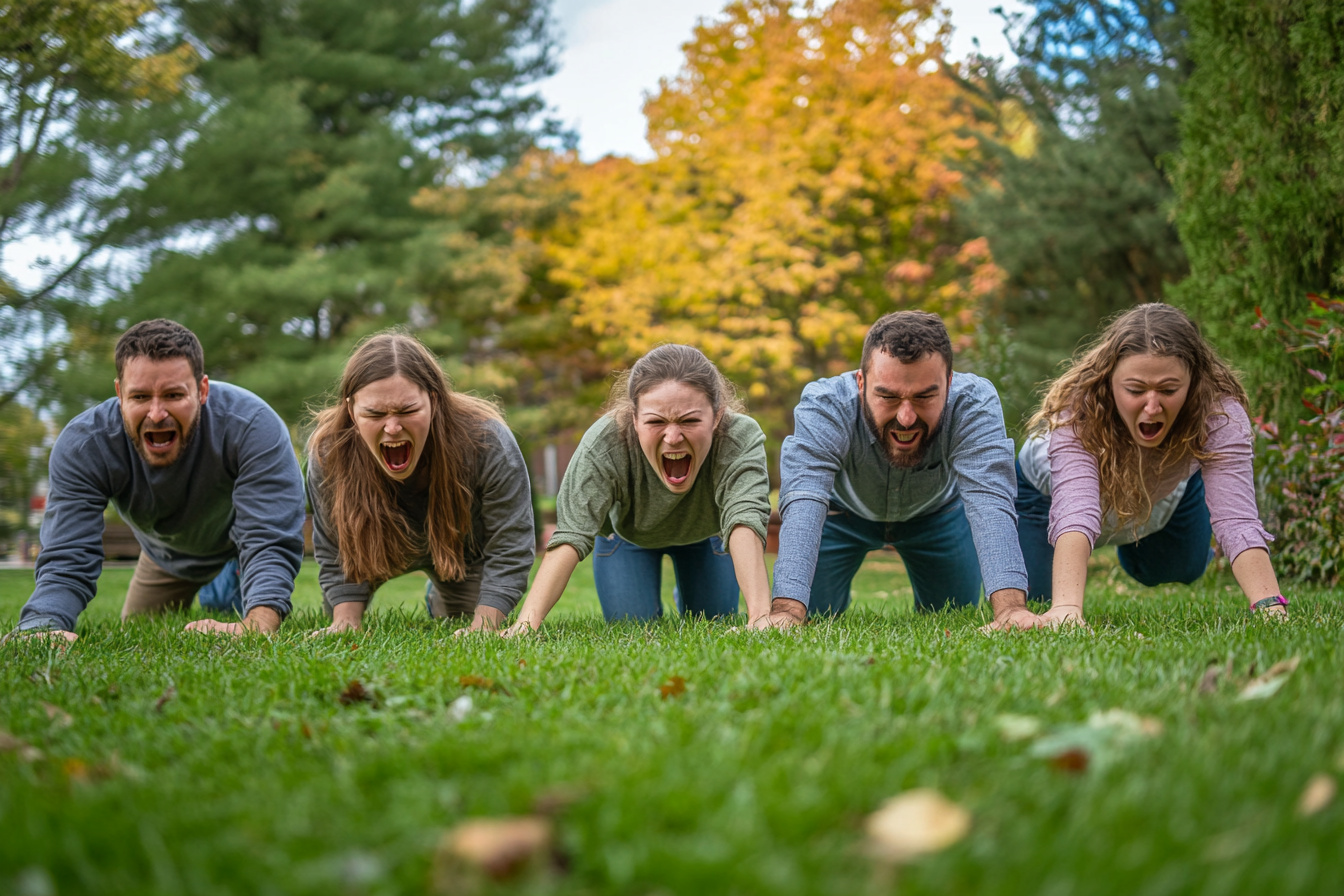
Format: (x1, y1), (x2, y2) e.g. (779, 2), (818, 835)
(0, 730), (43, 762)
(994, 714), (1042, 742)
(339, 679), (371, 706)
(1048, 748), (1090, 773)
(1237, 656), (1300, 701)
(41, 702), (72, 727)
(865, 789), (971, 862)
(300, 722), (312, 739)
(459, 675), (510, 695)
(63, 758), (89, 781)
(1198, 664), (1222, 694)
(533, 784), (585, 816)
(516, 658), (527, 667)
(432, 816), (557, 892)
(1298, 774), (1336, 816)
(658, 676), (686, 700)
(154, 685), (177, 713)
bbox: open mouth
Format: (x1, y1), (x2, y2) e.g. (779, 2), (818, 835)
(661, 452), (692, 485)
(142, 429), (178, 453)
(890, 429), (921, 447)
(1137, 421), (1164, 440)
(380, 440), (412, 472)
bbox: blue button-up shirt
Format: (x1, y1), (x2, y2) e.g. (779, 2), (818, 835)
(772, 370), (1027, 604)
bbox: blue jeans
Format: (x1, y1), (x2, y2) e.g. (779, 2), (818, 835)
(808, 498), (983, 615)
(591, 533), (739, 622)
(1015, 460), (1213, 602)
(197, 558), (243, 615)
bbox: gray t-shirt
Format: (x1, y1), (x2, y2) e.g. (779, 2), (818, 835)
(19, 382), (306, 632)
(306, 417), (535, 614)
(547, 413), (771, 560)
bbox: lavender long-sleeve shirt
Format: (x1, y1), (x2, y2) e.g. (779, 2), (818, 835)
(1022, 397), (1272, 560)
(772, 370), (1027, 605)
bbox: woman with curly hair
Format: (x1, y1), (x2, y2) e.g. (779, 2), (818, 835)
(1015, 303), (1287, 624)
(500, 344), (779, 635)
(306, 333), (534, 635)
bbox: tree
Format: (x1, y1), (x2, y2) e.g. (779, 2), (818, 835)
(72, 0), (561, 423)
(957, 1), (1191, 428)
(0, 0), (195, 409)
(485, 0), (1002, 448)
(1169, 0), (1344, 411)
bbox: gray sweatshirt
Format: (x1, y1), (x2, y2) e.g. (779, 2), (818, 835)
(18, 382), (306, 632)
(306, 416), (535, 614)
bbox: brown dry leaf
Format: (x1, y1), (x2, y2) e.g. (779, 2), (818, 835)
(154, 685), (177, 713)
(459, 675), (510, 695)
(865, 789), (971, 862)
(533, 784), (585, 816)
(659, 676), (687, 700)
(1048, 748), (1091, 773)
(1237, 656), (1300, 701)
(431, 816), (557, 893)
(1298, 774), (1336, 817)
(41, 702), (73, 727)
(0, 730), (43, 762)
(339, 679), (371, 706)
(63, 758), (90, 781)
(1198, 664), (1222, 694)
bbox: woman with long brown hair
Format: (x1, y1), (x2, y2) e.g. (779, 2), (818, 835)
(1015, 303), (1287, 624)
(499, 344), (779, 635)
(306, 333), (534, 634)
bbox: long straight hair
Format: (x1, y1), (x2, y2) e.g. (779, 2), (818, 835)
(309, 333), (502, 585)
(1030, 303), (1248, 531)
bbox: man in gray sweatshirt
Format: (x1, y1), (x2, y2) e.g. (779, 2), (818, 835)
(11, 319), (305, 642)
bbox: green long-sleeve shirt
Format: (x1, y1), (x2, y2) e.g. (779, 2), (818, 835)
(548, 413), (771, 560)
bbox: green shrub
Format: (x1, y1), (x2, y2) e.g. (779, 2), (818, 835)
(1253, 293), (1344, 586)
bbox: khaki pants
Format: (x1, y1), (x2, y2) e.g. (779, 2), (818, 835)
(321, 561), (484, 620)
(122, 553), (224, 620)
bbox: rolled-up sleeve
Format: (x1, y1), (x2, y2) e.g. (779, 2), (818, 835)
(1047, 424), (1105, 548)
(474, 420), (536, 613)
(230, 407), (305, 619)
(947, 384), (1028, 595)
(1200, 401), (1273, 562)
(772, 385), (851, 605)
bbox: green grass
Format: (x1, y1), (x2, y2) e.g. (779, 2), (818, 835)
(1, 553), (1341, 896)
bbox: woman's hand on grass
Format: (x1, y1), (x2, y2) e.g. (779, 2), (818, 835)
(185, 607), (282, 636)
(307, 601), (363, 638)
(453, 606), (506, 637)
(499, 618), (539, 638)
(3, 629), (78, 647)
(1038, 603), (1088, 628)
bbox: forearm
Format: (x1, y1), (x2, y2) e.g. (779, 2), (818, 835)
(1051, 531), (1091, 609)
(727, 525), (770, 620)
(513, 545), (581, 629)
(1230, 547), (1281, 605)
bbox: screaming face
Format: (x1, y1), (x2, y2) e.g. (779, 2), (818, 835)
(349, 375), (433, 481)
(635, 380), (718, 494)
(857, 350), (949, 469)
(116, 356), (207, 468)
(1110, 353), (1190, 450)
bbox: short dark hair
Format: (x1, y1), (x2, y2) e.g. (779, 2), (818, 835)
(860, 311), (953, 376)
(114, 319), (205, 381)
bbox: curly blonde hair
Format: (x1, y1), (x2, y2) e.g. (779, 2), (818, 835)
(1030, 303), (1248, 532)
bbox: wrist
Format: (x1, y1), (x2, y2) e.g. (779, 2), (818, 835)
(989, 588), (1028, 619)
(242, 606), (282, 633)
(771, 597), (807, 621)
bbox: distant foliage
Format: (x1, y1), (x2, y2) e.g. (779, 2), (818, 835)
(1170, 0), (1344, 412)
(1253, 294), (1344, 586)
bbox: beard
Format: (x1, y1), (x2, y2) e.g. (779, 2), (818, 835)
(861, 392), (942, 469)
(127, 409), (200, 468)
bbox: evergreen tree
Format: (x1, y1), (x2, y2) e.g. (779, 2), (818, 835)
(0, 1), (194, 410)
(77, 0), (560, 422)
(1169, 0), (1344, 410)
(958, 0), (1190, 429)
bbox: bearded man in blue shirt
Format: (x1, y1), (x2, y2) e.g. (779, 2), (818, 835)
(764, 311), (1045, 631)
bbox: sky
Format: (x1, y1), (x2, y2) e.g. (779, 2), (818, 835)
(541, 0), (1027, 161)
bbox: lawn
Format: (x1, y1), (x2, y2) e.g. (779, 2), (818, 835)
(1, 553), (1341, 896)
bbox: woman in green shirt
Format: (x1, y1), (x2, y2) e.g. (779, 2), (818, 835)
(501, 344), (776, 633)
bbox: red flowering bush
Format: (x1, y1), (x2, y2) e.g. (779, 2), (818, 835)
(1253, 294), (1344, 586)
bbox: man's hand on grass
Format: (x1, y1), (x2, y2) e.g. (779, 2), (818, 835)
(3, 629), (78, 647)
(453, 606), (506, 637)
(185, 606), (281, 636)
(979, 588), (1050, 633)
(744, 597), (806, 630)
